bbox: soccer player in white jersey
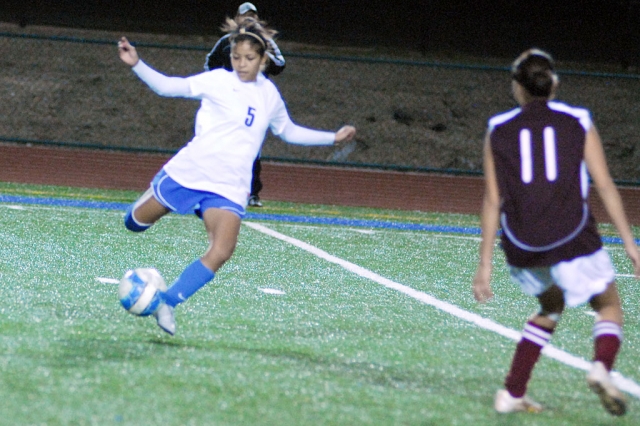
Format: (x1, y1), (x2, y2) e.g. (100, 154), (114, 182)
(117, 18), (356, 336)
(204, 3), (287, 208)
(472, 48), (640, 416)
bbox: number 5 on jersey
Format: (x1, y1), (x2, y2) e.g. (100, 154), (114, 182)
(245, 107), (256, 127)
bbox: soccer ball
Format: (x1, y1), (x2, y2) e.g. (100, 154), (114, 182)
(118, 268), (167, 316)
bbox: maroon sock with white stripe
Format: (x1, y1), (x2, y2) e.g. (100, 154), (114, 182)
(593, 321), (622, 371)
(504, 321), (554, 398)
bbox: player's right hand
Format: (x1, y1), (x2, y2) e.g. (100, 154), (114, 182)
(118, 37), (139, 67)
(472, 266), (494, 303)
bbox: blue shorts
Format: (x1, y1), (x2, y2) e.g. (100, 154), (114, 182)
(151, 169), (246, 219)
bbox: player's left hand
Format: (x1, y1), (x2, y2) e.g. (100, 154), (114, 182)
(334, 125), (356, 146)
(625, 243), (640, 278)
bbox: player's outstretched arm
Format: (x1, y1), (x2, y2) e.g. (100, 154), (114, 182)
(118, 37), (139, 67)
(117, 37), (194, 99)
(277, 121), (356, 147)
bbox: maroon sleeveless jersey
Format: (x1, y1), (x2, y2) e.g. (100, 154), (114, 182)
(488, 100), (602, 267)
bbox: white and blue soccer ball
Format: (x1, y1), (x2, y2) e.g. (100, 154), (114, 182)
(118, 268), (167, 316)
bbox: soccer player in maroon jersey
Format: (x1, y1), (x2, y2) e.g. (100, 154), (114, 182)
(472, 48), (640, 416)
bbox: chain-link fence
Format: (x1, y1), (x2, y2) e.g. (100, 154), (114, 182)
(2, 23), (640, 181)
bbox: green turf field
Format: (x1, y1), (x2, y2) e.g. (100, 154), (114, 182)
(0, 182), (639, 425)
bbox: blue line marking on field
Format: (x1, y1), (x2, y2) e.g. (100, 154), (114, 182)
(0, 194), (630, 245)
(0, 194), (130, 210)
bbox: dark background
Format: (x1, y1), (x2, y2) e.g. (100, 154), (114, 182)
(3, 1), (640, 66)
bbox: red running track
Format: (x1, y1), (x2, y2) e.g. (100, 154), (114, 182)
(1, 144), (640, 225)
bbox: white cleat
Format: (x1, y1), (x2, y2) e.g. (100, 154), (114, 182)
(587, 361), (626, 416)
(153, 304), (176, 336)
(494, 389), (543, 414)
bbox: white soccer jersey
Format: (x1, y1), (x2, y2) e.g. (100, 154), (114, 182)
(132, 61), (335, 206)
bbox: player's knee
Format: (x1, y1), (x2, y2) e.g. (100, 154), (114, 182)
(204, 245), (235, 270)
(215, 246), (235, 264)
(530, 311), (561, 330)
(124, 207), (151, 233)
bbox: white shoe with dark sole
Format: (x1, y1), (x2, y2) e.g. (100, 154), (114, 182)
(494, 389), (543, 413)
(587, 361), (626, 416)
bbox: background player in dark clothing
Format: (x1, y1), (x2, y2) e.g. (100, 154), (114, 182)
(472, 48), (640, 416)
(204, 2), (286, 207)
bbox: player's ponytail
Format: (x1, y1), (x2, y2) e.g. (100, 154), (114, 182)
(511, 48), (558, 98)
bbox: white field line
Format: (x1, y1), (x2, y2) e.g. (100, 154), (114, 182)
(277, 223), (482, 241)
(243, 221), (640, 399)
(97, 277), (120, 284)
(259, 288), (286, 295)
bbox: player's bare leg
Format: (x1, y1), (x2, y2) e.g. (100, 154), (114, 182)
(124, 188), (170, 232)
(587, 282), (626, 416)
(201, 208), (241, 272)
(154, 207), (241, 336)
(132, 189), (171, 224)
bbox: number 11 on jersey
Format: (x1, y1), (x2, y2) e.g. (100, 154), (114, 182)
(519, 126), (558, 184)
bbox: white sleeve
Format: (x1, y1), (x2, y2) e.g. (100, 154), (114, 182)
(132, 60), (196, 98)
(267, 85), (333, 145)
(278, 120), (335, 146)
